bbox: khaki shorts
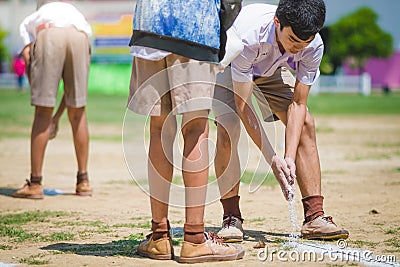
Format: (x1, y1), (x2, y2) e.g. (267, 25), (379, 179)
(213, 70), (236, 118)
(128, 54), (216, 116)
(213, 67), (295, 121)
(30, 26), (90, 107)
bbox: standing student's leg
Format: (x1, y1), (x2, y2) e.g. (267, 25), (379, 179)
(148, 114), (177, 239)
(215, 113), (241, 200)
(13, 28), (65, 199)
(31, 106), (54, 177)
(213, 73), (244, 242)
(213, 78), (241, 202)
(67, 106), (89, 175)
(215, 112), (244, 242)
(63, 27), (92, 195)
(12, 105), (53, 199)
(131, 55), (176, 260)
(181, 110), (209, 244)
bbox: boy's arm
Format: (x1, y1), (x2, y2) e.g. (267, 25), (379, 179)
(233, 81), (276, 163)
(284, 80), (310, 160)
(233, 80), (294, 199)
(53, 95), (66, 122)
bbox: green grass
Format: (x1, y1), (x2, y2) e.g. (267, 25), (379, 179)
(307, 92), (400, 115)
(248, 217), (265, 223)
(19, 253), (50, 265)
(0, 244), (13, 250)
(0, 210), (70, 225)
(0, 225), (40, 242)
(0, 211), (74, 242)
(0, 86), (399, 140)
(349, 240), (380, 248)
(88, 63), (131, 95)
(385, 228), (400, 235)
(112, 221), (151, 229)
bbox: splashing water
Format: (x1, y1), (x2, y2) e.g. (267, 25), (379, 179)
(286, 185), (301, 249)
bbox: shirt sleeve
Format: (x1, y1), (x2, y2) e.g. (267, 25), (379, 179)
(231, 45), (259, 82)
(296, 41), (324, 86)
(19, 15), (35, 48)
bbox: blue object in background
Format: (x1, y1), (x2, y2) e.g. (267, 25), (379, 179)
(43, 189), (64, 196)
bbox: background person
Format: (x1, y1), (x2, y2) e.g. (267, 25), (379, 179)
(13, 0), (92, 199)
(12, 54), (26, 90)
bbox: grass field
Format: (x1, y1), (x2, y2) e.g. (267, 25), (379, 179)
(0, 89), (398, 128)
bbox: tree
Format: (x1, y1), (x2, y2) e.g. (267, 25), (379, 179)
(0, 25), (8, 73)
(325, 7), (393, 73)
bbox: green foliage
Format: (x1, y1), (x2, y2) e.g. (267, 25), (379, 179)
(327, 7), (393, 71)
(0, 24), (8, 72)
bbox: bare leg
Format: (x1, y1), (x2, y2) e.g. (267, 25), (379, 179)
(67, 106), (89, 174)
(31, 106), (54, 176)
(215, 113), (241, 199)
(274, 110), (321, 197)
(148, 114), (177, 225)
(181, 110), (209, 228)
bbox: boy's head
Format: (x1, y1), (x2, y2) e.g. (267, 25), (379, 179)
(275, 0), (326, 41)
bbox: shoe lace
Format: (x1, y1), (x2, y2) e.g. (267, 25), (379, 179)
(206, 232), (228, 246)
(25, 179), (32, 186)
(222, 215), (238, 229)
(322, 216), (336, 225)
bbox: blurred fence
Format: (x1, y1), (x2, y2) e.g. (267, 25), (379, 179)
(0, 73), (20, 89)
(311, 73), (371, 95)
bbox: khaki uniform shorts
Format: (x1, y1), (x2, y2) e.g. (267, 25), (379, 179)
(128, 54), (216, 116)
(213, 67), (295, 122)
(30, 26), (90, 107)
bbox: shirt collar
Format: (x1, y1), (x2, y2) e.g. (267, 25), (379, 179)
(266, 23), (277, 46)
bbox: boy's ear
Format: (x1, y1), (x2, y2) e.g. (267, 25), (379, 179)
(273, 16), (280, 28)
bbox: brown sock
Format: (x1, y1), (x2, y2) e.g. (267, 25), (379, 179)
(184, 223), (205, 244)
(30, 174), (42, 185)
(302, 195), (324, 223)
(220, 195), (243, 222)
(151, 219), (170, 241)
(77, 172), (88, 184)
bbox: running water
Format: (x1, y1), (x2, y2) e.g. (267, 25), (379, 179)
(286, 185), (301, 249)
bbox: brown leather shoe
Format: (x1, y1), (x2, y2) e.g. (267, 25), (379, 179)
(179, 232), (244, 263)
(76, 172), (92, 196)
(12, 179), (44, 199)
(301, 215), (349, 240)
(137, 233), (174, 260)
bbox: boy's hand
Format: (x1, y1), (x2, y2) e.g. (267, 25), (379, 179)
(284, 157), (296, 183)
(271, 155), (294, 200)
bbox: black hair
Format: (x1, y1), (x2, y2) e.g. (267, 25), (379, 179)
(276, 0), (326, 41)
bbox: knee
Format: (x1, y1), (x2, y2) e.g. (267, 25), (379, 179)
(35, 106), (53, 120)
(67, 107), (85, 124)
(217, 115), (241, 148)
(150, 117), (177, 139)
(181, 118), (208, 140)
(302, 112), (316, 139)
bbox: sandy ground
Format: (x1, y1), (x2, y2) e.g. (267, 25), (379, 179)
(0, 115), (399, 266)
